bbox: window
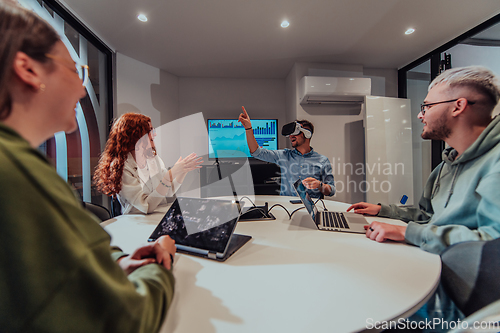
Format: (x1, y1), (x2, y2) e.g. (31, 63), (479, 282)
(19, 0), (113, 206)
(399, 13), (500, 173)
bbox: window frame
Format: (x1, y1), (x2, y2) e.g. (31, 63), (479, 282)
(41, 0), (114, 133)
(398, 13), (500, 169)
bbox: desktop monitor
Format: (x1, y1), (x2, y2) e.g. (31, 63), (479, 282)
(208, 119), (278, 158)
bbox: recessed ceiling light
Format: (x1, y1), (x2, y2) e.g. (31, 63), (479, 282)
(405, 28), (415, 35)
(138, 14), (148, 22)
(281, 20), (290, 28)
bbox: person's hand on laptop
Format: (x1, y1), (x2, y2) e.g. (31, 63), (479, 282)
(117, 235), (176, 274)
(154, 235), (177, 270)
(347, 202), (381, 216)
(364, 222), (406, 243)
(347, 204), (407, 242)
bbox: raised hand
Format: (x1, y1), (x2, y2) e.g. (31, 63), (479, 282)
(169, 153), (203, 179)
(238, 106), (252, 130)
(302, 177), (321, 190)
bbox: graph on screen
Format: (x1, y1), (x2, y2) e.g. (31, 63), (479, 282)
(208, 119), (278, 158)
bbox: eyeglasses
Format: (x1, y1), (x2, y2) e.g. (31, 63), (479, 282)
(45, 53), (89, 87)
(420, 98), (475, 115)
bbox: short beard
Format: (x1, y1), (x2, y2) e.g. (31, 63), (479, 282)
(421, 112), (452, 140)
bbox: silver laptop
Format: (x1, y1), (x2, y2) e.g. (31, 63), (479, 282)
(148, 197), (251, 261)
(293, 179), (369, 234)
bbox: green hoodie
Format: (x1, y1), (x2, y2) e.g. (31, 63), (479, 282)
(0, 122), (174, 332)
(378, 116), (500, 254)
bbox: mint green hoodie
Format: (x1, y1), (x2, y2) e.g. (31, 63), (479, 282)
(379, 116), (500, 254)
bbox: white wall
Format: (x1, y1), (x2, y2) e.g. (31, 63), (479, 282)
(116, 53), (180, 127)
(363, 68), (399, 98)
(178, 77), (287, 153)
(116, 51), (182, 166)
(116, 53), (201, 195)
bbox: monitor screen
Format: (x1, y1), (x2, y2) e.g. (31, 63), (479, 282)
(208, 119), (278, 158)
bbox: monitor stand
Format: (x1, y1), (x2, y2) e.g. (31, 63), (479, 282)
(215, 158), (276, 221)
(238, 202), (276, 221)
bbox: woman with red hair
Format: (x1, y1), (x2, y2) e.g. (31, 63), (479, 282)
(94, 113), (202, 214)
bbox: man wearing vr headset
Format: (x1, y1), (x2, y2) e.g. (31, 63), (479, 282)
(238, 107), (335, 198)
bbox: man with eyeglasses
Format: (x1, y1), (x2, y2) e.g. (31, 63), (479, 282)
(349, 65), (500, 252)
(348, 66), (500, 330)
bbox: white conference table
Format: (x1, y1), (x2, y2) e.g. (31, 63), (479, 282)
(102, 195), (441, 333)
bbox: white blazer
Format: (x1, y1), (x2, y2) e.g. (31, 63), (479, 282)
(117, 153), (180, 214)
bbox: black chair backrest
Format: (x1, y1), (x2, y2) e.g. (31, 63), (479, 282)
(441, 238), (500, 316)
(110, 195), (122, 217)
(82, 201), (111, 222)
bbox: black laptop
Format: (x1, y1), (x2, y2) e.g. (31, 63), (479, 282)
(148, 197), (251, 261)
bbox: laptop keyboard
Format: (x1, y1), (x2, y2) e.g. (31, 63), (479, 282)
(321, 212), (350, 229)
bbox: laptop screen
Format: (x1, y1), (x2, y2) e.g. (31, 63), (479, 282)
(293, 179), (318, 221)
(149, 197), (240, 253)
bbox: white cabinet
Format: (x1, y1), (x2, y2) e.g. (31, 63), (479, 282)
(365, 96), (414, 205)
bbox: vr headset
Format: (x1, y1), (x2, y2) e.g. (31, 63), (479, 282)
(281, 121), (312, 139)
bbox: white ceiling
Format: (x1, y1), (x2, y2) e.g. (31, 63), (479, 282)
(60, 0), (500, 79)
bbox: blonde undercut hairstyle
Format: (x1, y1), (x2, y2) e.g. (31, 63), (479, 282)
(429, 66), (500, 112)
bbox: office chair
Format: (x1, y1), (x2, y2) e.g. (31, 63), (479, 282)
(448, 299), (500, 333)
(110, 195), (122, 217)
(82, 201), (111, 222)
(440, 237), (500, 317)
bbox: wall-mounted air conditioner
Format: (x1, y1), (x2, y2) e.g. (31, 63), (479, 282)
(299, 76), (371, 105)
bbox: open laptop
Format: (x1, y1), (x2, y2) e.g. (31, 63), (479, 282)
(148, 197), (251, 261)
(293, 179), (369, 234)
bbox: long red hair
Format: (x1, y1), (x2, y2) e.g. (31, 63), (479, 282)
(94, 113), (152, 196)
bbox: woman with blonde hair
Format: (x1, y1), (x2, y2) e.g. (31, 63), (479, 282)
(94, 112), (202, 214)
(0, 1), (177, 331)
